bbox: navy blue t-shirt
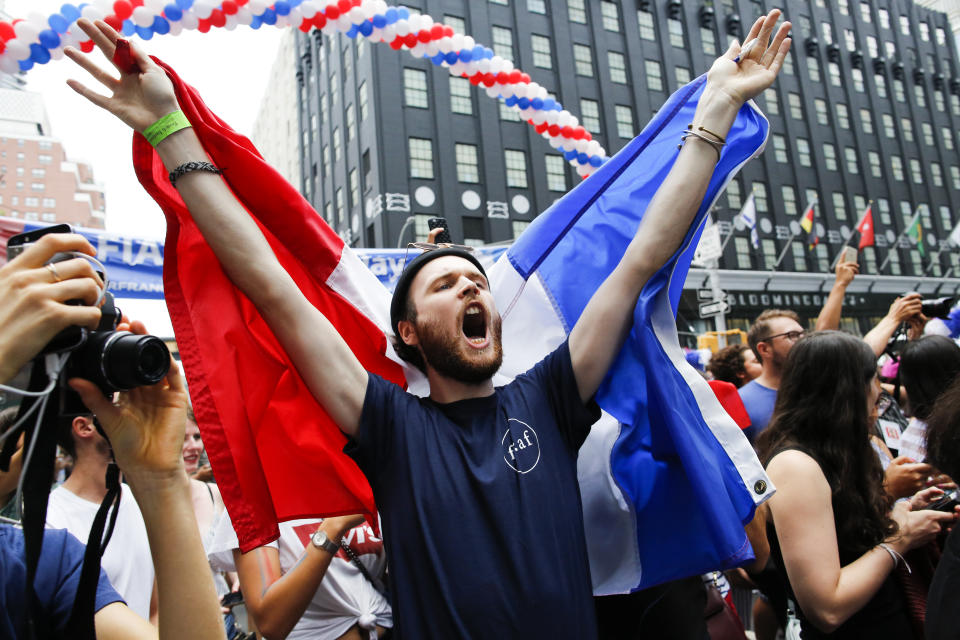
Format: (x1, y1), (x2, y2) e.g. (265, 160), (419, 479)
(0, 524), (123, 638)
(347, 340), (601, 639)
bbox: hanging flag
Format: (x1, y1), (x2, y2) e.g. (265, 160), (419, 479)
(798, 198), (819, 250)
(906, 209), (926, 257)
(855, 203), (875, 250)
(134, 61), (773, 593)
(950, 219), (960, 247)
(738, 193), (759, 250)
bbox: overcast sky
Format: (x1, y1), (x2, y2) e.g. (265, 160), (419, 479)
(5, 0), (284, 240)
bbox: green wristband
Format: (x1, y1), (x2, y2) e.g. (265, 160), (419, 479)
(143, 110), (191, 147)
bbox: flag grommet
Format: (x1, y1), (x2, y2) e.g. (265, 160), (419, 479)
(754, 480), (768, 495)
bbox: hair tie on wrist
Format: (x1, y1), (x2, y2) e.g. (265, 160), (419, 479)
(143, 110), (191, 147)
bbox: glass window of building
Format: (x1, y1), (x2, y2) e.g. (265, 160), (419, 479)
(735, 237), (753, 269)
(797, 138), (811, 167)
(31, 168), (45, 178)
(866, 36), (878, 58)
(952, 166), (960, 189)
(919, 22), (930, 42)
(909, 158), (923, 185)
(914, 84), (926, 108)
(568, 0), (587, 24)
(504, 149), (528, 188)
(608, 51), (627, 84)
(899, 15), (910, 36)
(909, 250), (922, 275)
(890, 155), (904, 181)
(931, 162), (943, 187)
(645, 60), (663, 91)
(445, 15), (465, 33)
(832, 192), (847, 220)
(894, 78), (905, 102)
(808, 56), (820, 82)
(489, 0), (508, 5)
(858, 109), (873, 134)
(333, 127), (342, 162)
(573, 44), (593, 76)
(940, 206), (952, 231)
(839, 0), (849, 15)
(921, 122), (934, 146)
(349, 168), (359, 207)
(844, 28), (855, 51)
(868, 151), (882, 178)
(675, 66), (691, 85)
(701, 27), (716, 56)
(882, 113), (895, 138)
(936, 27), (947, 46)
(814, 244), (829, 272)
(854, 195), (867, 218)
(500, 102), (520, 121)
(788, 92), (803, 120)
(408, 137), (434, 179)
(637, 10), (655, 40)
(580, 98), (601, 133)
(860, 2), (871, 22)
(511, 221), (530, 239)
(844, 147), (859, 174)
(335, 188), (344, 221)
(42, 197), (55, 208)
(935, 90), (945, 112)
(852, 68), (864, 93)
(727, 179), (742, 209)
(888, 249), (902, 275)
(491, 26), (514, 61)
(781, 185), (797, 216)
(900, 117), (914, 141)
(358, 81), (368, 120)
(875, 73), (887, 98)
(38, 154), (51, 164)
(527, 0), (545, 13)
(900, 201), (914, 226)
(346, 104), (356, 141)
(835, 103), (849, 129)
(764, 88), (779, 115)
(404, 68), (428, 108)
(878, 8), (889, 29)
(615, 105), (634, 138)
(792, 242), (808, 271)
(325, 202), (333, 224)
(953, 94), (960, 116)
(450, 77), (473, 114)
(455, 143), (480, 183)
(322, 144), (330, 177)
(545, 155), (567, 192)
(773, 134), (788, 163)
(823, 143), (837, 171)
(753, 182), (768, 213)
(877, 198), (891, 225)
(862, 247), (877, 273)
(814, 98), (829, 125)
(531, 34), (552, 68)
(601, 2), (620, 32)
(822, 22), (833, 44)
(943, 127), (955, 151)
(761, 239), (777, 269)
(668, 18), (685, 48)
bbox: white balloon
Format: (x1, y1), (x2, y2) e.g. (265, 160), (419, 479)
(193, 1), (215, 20)
(425, 42), (439, 57)
(448, 61), (465, 76)
(0, 56), (19, 74)
(536, 86), (548, 99)
(520, 108), (534, 120)
(94, 0), (112, 11)
(546, 110), (560, 125)
(575, 138), (589, 153)
(476, 58), (491, 74)
(548, 136), (563, 149)
(225, 15), (238, 30)
(235, 8), (253, 25)
(367, 27), (382, 41)
(394, 19), (410, 37)
(180, 13), (199, 30)
(132, 7), (154, 28)
(5, 40), (28, 61)
(14, 21), (41, 43)
(247, 0), (268, 13)
(301, 1), (318, 19)
(349, 7), (365, 24)
(59, 30), (80, 48)
(450, 34), (464, 51)
(168, 20), (183, 35)
(409, 43), (425, 58)
(485, 86), (500, 99)
(288, 8), (303, 24)
(27, 12), (48, 28)
(275, 15), (290, 28)
(462, 36), (475, 50)
(531, 111), (547, 125)
(336, 15), (352, 31)
(321, 21), (337, 35)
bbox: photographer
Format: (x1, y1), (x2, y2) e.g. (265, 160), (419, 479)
(0, 234), (225, 639)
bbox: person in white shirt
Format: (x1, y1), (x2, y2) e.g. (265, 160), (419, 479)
(47, 414), (157, 622)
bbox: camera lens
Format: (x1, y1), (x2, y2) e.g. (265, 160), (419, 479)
(100, 333), (170, 391)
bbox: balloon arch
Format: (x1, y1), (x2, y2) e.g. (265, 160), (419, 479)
(2, 0), (610, 176)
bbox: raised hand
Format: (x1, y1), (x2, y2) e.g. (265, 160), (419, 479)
(64, 18), (180, 132)
(706, 9), (792, 106)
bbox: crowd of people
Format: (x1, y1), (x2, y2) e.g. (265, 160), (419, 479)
(1, 8), (959, 640)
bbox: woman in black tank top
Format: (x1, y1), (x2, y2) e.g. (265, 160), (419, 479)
(756, 331), (956, 638)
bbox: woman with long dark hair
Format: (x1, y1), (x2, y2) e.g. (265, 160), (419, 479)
(898, 335), (960, 462)
(758, 331), (955, 637)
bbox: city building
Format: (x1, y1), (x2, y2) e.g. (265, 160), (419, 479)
(0, 87), (106, 229)
(294, 0), (960, 336)
(917, 0), (960, 46)
(252, 29), (302, 188)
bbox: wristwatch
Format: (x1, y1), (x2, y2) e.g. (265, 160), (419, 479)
(311, 528), (340, 555)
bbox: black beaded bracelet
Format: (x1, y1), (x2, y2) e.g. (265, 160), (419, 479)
(169, 161), (223, 187)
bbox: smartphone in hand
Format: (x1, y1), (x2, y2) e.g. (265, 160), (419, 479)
(841, 246), (858, 265)
(427, 217), (452, 244)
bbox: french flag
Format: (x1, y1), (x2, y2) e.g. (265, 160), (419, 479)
(136, 62), (772, 591)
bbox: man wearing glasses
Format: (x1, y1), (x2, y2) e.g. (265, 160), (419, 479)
(739, 309), (806, 442)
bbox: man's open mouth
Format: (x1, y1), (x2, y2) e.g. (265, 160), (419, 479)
(462, 304), (489, 346)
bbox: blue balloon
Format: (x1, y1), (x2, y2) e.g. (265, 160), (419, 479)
(397, 7), (410, 20)
(577, 152), (589, 164)
(250, 15), (262, 29)
(60, 4), (82, 23)
(164, 4), (182, 21)
(261, 8), (277, 25)
(541, 98), (556, 110)
(518, 97), (531, 109)
(136, 26), (154, 40)
(564, 150), (578, 161)
(384, 8), (398, 24)
(358, 21), (373, 37)
(18, 59), (33, 72)
(152, 17), (170, 35)
(431, 52), (445, 65)
(444, 51), (458, 65)
(531, 97), (544, 110)
(458, 49), (472, 63)
(175, 0), (194, 10)
(472, 45), (484, 59)
(372, 14), (387, 28)
(121, 20), (136, 36)
(38, 29), (61, 49)
(504, 96), (518, 107)
(274, 1), (291, 16)
(346, 25), (358, 39)
(29, 44), (51, 64)
(589, 156), (604, 167)
(289, 0), (304, 6)
(484, 47), (494, 59)
(49, 14), (70, 34)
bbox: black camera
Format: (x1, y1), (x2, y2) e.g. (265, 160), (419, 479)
(921, 296), (954, 320)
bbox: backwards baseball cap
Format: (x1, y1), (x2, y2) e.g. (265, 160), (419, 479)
(390, 247), (488, 337)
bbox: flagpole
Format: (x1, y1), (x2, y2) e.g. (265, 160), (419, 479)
(877, 205), (922, 274)
(772, 195), (818, 271)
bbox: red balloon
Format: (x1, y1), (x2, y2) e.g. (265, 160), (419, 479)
(520, 73), (531, 84)
(351, 0), (362, 6)
(389, 37), (403, 50)
(496, 71), (509, 84)
(443, 25), (454, 38)
(104, 15), (123, 31)
(507, 70), (521, 84)
(112, 0), (133, 20)
(325, 6), (339, 19)
(403, 33), (417, 48)
(298, 19), (311, 32)
(547, 124), (561, 137)
(572, 127), (585, 140)
(197, 18), (211, 33)
(209, 9), (226, 27)
(535, 122), (549, 134)
(469, 73), (482, 86)
(560, 126), (573, 138)
(235, 0), (249, 5)
(482, 73), (496, 87)
(130, 0), (144, 7)
(313, 14), (327, 29)
(337, 0), (351, 13)
(430, 24), (443, 39)
(80, 39), (95, 53)
(0, 22), (13, 41)
(221, 1), (239, 16)
(584, 131), (592, 142)
(417, 30), (430, 44)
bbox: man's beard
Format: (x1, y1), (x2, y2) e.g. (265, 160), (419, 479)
(415, 314), (504, 384)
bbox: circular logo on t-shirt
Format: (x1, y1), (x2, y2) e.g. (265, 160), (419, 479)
(502, 419), (540, 474)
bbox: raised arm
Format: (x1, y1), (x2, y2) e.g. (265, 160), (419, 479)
(65, 19), (367, 434)
(815, 261), (858, 331)
(569, 10), (792, 402)
(863, 294), (922, 357)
